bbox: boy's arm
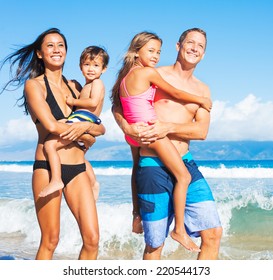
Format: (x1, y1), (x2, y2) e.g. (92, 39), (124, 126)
(67, 79), (105, 111)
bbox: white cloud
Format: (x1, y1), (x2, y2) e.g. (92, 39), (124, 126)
(209, 94), (273, 140)
(0, 117), (37, 145)
(100, 108), (125, 142)
(0, 109), (125, 148)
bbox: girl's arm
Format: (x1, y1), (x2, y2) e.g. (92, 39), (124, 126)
(145, 67), (212, 112)
(143, 107), (210, 142)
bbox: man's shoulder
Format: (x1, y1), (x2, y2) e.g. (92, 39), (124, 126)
(192, 76), (210, 97)
(193, 75), (208, 87)
(156, 65), (173, 77)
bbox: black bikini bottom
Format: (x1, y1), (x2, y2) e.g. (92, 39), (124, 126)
(33, 160), (86, 186)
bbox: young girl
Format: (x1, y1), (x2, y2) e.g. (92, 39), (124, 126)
(111, 32), (212, 252)
(39, 46), (109, 198)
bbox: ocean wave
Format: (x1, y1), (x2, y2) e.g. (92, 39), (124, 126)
(1, 163), (273, 178)
(0, 164), (32, 173)
(199, 165), (273, 178)
(0, 196), (273, 260)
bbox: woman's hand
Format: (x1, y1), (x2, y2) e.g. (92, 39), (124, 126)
(80, 134), (96, 151)
(60, 122), (92, 141)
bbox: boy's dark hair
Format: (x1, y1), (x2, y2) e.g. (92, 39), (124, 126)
(80, 46), (109, 69)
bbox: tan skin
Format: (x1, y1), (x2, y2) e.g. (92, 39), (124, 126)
(113, 31), (222, 260)
(25, 33), (105, 260)
(119, 38), (211, 252)
(39, 55), (106, 198)
(120, 39), (211, 251)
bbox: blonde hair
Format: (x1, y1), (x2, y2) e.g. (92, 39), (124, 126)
(111, 31), (162, 107)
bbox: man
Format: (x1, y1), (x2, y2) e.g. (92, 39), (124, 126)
(112, 28), (222, 260)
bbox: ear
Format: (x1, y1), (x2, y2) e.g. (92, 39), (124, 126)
(200, 52), (205, 61)
(36, 50), (42, 59)
(102, 66), (107, 74)
(176, 42), (180, 52)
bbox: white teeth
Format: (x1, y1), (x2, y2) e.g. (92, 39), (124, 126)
(51, 56), (61, 61)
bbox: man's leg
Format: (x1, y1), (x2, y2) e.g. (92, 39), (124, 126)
(197, 226), (222, 260)
(143, 244), (164, 260)
(136, 158), (175, 261)
(183, 152), (222, 259)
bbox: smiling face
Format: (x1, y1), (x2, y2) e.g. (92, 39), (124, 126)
(81, 55), (106, 83)
(136, 39), (161, 68)
(36, 33), (67, 69)
(176, 31), (206, 66)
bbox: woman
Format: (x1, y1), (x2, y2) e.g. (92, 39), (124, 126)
(1, 28), (105, 259)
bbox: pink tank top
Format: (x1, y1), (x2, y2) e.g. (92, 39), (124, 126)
(120, 76), (157, 146)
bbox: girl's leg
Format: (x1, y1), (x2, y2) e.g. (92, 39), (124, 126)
(85, 160), (100, 201)
(32, 168), (62, 259)
(130, 146), (143, 234)
(39, 135), (71, 197)
(63, 170), (99, 260)
(149, 137), (200, 252)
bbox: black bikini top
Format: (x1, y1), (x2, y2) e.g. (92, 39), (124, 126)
(35, 75), (77, 124)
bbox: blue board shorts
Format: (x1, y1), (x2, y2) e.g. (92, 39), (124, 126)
(136, 152), (221, 248)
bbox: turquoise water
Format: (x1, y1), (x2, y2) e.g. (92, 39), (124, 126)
(0, 160), (273, 260)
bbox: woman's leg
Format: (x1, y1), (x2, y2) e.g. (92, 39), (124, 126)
(32, 168), (62, 259)
(85, 160), (100, 201)
(63, 170), (99, 260)
(149, 137), (200, 252)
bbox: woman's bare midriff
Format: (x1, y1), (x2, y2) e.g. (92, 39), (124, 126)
(35, 143), (85, 164)
(140, 139), (189, 158)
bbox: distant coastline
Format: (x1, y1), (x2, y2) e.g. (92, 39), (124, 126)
(1, 140), (273, 161)
(87, 140), (273, 161)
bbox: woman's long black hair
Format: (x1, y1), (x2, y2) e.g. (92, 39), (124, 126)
(0, 28), (67, 114)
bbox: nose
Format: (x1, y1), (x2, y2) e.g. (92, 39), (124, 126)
(191, 43), (198, 51)
(53, 44), (60, 52)
(87, 65), (95, 72)
(153, 53), (160, 61)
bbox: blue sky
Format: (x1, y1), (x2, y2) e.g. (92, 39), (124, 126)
(0, 0), (273, 160)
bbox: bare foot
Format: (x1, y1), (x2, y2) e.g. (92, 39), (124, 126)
(92, 181), (100, 201)
(132, 214), (143, 234)
(171, 230), (201, 252)
(38, 181), (64, 197)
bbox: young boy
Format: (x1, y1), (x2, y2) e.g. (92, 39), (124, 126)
(39, 46), (109, 198)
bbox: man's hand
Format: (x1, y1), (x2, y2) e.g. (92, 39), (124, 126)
(138, 119), (169, 144)
(125, 122), (152, 145)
